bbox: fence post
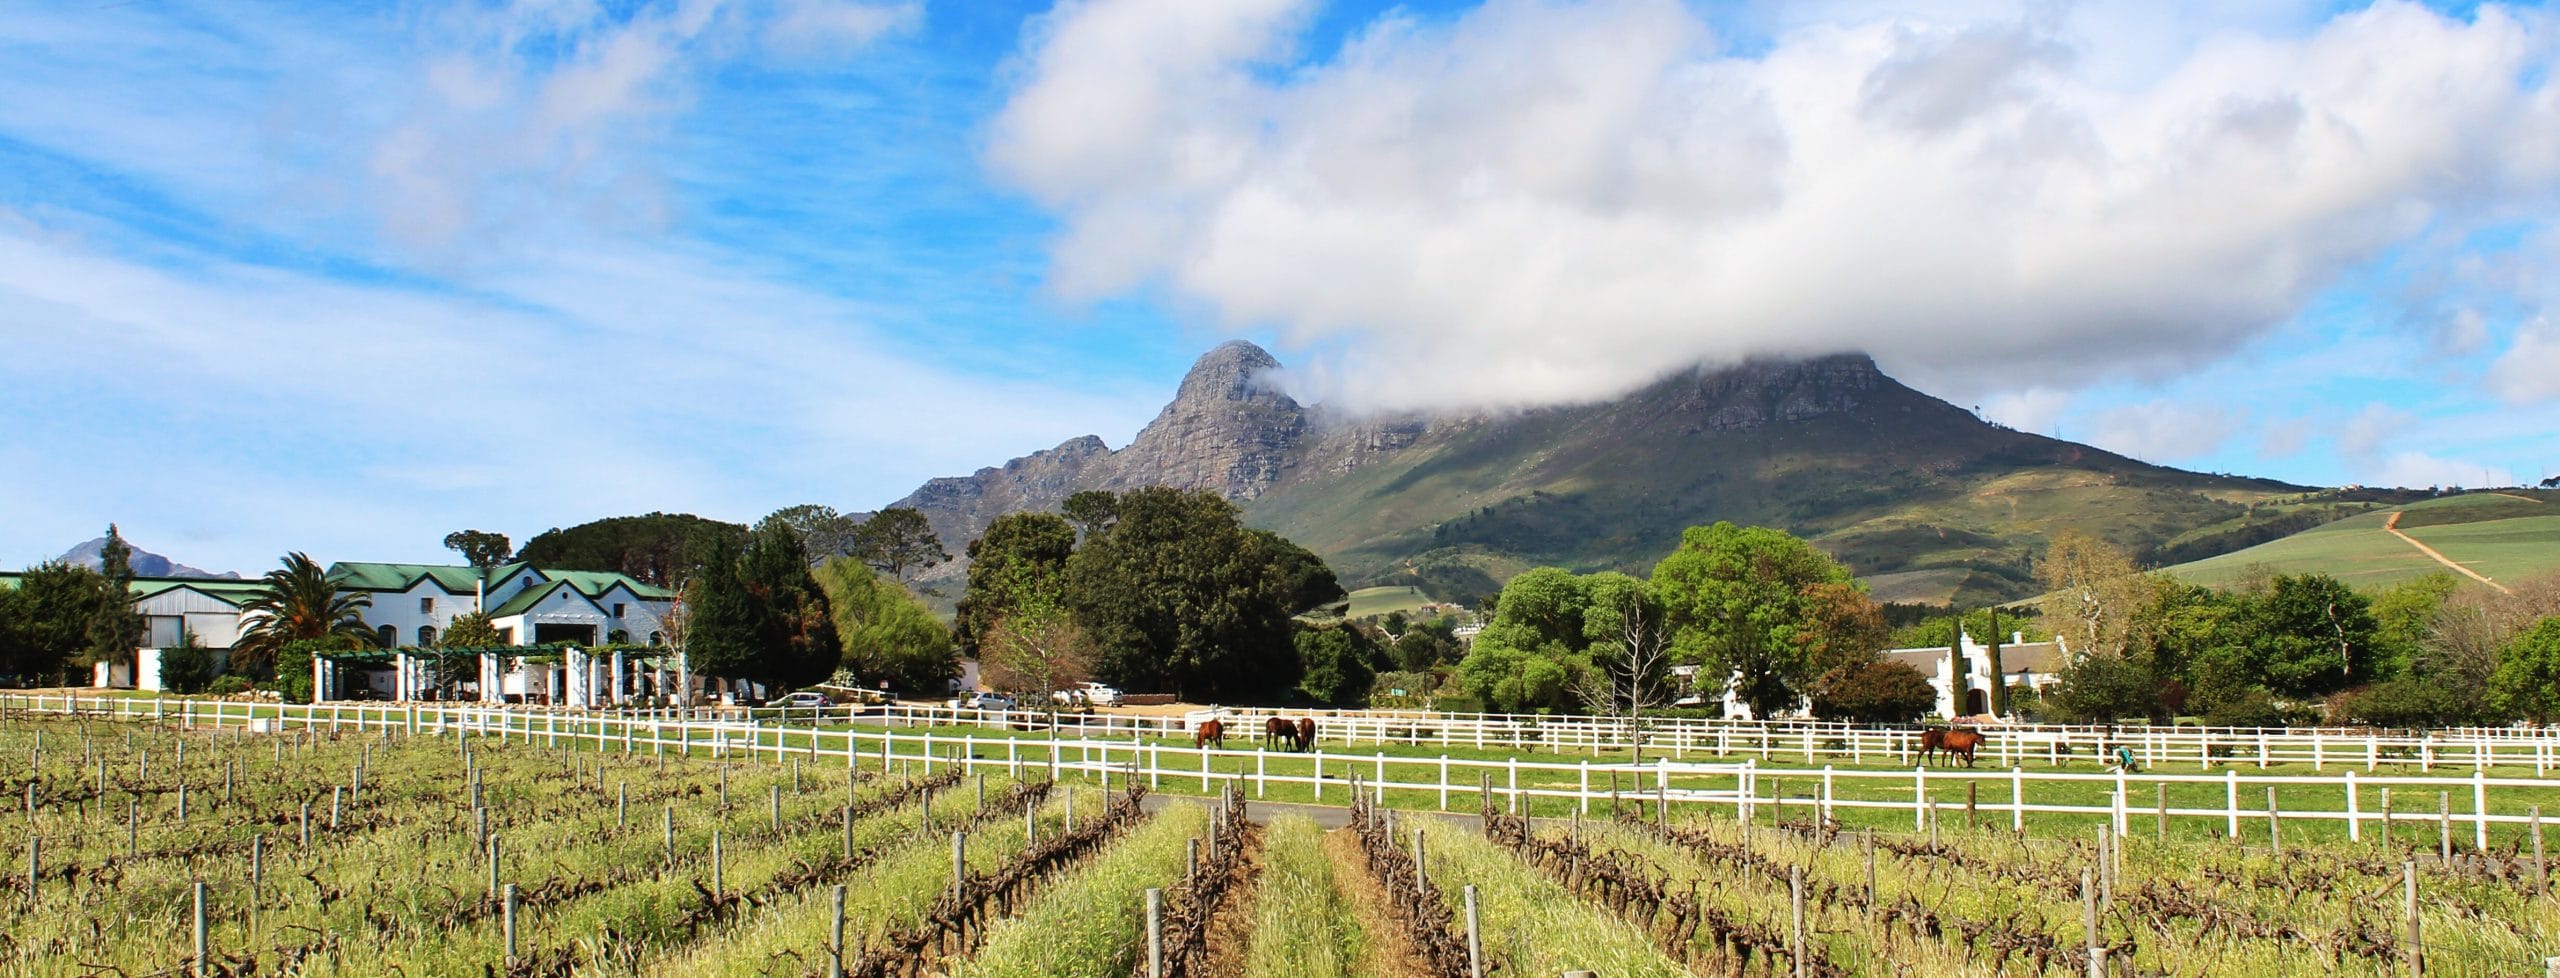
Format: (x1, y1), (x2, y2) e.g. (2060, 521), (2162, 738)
(2347, 770), (2362, 842)
(831, 884), (848, 977)
(1146, 887), (1166, 978)
(502, 882), (519, 966)
(1465, 884), (1485, 978)
(1790, 865), (1808, 978)
(2225, 770), (2239, 840)
(192, 881), (208, 977)
(2013, 767), (2026, 832)
(2475, 770), (2490, 853)
(2404, 860), (2422, 977)
(2081, 867), (2098, 973)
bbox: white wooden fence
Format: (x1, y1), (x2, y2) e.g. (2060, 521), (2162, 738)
(7, 694), (2553, 852)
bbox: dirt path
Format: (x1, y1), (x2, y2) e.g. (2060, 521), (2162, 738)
(1322, 826), (1434, 978)
(1200, 824), (1263, 978)
(2383, 511), (2511, 593)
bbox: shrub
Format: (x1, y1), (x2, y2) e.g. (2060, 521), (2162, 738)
(1807, 659), (1934, 724)
(206, 675), (250, 696)
(155, 632), (218, 694)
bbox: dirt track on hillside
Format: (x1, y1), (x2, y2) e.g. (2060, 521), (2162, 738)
(2383, 511), (2510, 594)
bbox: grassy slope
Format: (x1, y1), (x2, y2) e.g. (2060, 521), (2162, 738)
(1247, 366), (2294, 606)
(1344, 586), (1435, 618)
(2165, 491), (2560, 589)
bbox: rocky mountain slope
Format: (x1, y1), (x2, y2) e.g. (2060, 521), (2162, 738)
(56, 537), (237, 579)
(890, 341), (2302, 606)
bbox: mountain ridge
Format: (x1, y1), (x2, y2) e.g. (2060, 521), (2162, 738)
(55, 537), (239, 579)
(889, 342), (2304, 606)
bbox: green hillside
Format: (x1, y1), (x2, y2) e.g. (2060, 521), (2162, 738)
(2164, 491), (2560, 590)
(1245, 357), (2301, 607)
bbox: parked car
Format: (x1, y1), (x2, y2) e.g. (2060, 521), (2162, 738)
(951, 691), (1017, 712)
(776, 691), (833, 709)
(1077, 682), (1124, 707)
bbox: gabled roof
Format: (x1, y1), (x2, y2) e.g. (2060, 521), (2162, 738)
(327, 562), (489, 594)
(487, 579), (604, 618)
(543, 569), (677, 601)
(0, 572), (266, 606)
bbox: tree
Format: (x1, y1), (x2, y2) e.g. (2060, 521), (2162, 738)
(953, 512), (1078, 658)
(849, 508), (950, 582)
(2369, 573), (2460, 680)
(1650, 522), (1868, 719)
(1808, 660), (1935, 724)
(736, 515), (841, 691)
(1248, 529), (1347, 614)
(2046, 652), (2160, 723)
(679, 534), (759, 690)
(0, 562), (102, 683)
(157, 628), (218, 695)
(2036, 531), (2145, 660)
(976, 581), (1094, 708)
(441, 530), (513, 570)
(235, 553), (374, 681)
(2239, 573), (2378, 699)
(441, 612), (504, 649)
(1061, 488), (1307, 701)
(274, 634), (363, 704)
(85, 524), (145, 670)
(766, 505), (862, 561)
(2489, 617), (2560, 723)
(1573, 573), (1672, 731)
(813, 558), (955, 696)
(1458, 567), (1608, 714)
(1295, 627), (1376, 707)
(1061, 490), (1119, 539)
(516, 513), (747, 587)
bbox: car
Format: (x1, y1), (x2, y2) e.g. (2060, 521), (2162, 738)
(952, 691), (1017, 712)
(1077, 682), (1124, 707)
(776, 691), (833, 709)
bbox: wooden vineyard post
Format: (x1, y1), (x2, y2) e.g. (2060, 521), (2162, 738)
(2267, 786), (2283, 854)
(714, 831), (725, 898)
(487, 833), (502, 902)
(1864, 830), (1878, 926)
(2441, 792), (2454, 863)
(1790, 865), (1808, 978)
(1967, 780), (1978, 825)
(2534, 806), (2548, 897)
(1146, 888), (1165, 978)
(2405, 860), (2422, 976)
(1465, 884), (1485, 978)
(831, 884), (848, 977)
(664, 806), (675, 865)
(2081, 867), (2098, 977)
(770, 784), (782, 835)
(128, 799), (137, 856)
(617, 783), (627, 827)
(951, 832), (966, 906)
(1414, 828), (1429, 894)
(503, 883), (519, 967)
(2157, 783), (2168, 841)
(250, 835), (264, 924)
(192, 881), (208, 978)
(300, 801), (311, 850)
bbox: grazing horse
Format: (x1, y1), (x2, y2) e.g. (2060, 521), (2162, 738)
(1913, 727), (1985, 768)
(1263, 716), (1294, 750)
(1195, 718), (1225, 750)
(1294, 717), (1317, 753)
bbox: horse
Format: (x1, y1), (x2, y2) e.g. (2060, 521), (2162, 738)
(1913, 727), (1985, 768)
(1195, 718), (1225, 750)
(1294, 717), (1317, 753)
(1263, 716), (1294, 750)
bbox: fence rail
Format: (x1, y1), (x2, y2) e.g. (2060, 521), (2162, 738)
(7, 694), (2556, 855)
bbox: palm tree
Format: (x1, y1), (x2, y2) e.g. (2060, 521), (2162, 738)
(234, 552), (373, 678)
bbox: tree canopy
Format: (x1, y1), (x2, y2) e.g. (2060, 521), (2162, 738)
(1650, 521), (1874, 719)
(0, 562), (101, 683)
(1063, 487), (1307, 701)
(849, 508), (950, 581)
(235, 552), (374, 681)
(441, 530), (512, 570)
(814, 558), (954, 696)
(516, 513), (746, 587)
(84, 525), (145, 669)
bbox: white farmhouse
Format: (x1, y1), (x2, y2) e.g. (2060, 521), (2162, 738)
(1881, 631), (2069, 720)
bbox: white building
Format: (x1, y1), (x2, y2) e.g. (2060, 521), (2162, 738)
(327, 561), (677, 651)
(1882, 631), (2069, 719)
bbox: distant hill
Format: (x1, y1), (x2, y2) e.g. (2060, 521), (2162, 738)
(2164, 490), (2560, 590)
(55, 537), (236, 579)
(888, 342), (2307, 607)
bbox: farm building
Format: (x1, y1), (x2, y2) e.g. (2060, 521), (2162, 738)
(1882, 631), (2069, 719)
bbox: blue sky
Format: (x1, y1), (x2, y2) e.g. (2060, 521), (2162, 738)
(2, 0), (2556, 575)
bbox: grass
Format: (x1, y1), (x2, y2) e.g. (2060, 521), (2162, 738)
(2167, 491), (2560, 590)
(1421, 818), (1690, 978)
(1344, 586), (1436, 619)
(1240, 815), (1367, 978)
(947, 800), (1207, 978)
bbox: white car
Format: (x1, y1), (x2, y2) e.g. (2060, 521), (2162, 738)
(775, 691), (834, 709)
(952, 692), (1017, 712)
(1077, 682), (1124, 706)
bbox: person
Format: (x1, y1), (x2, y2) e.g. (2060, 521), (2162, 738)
(2109, 743), (2141, 773)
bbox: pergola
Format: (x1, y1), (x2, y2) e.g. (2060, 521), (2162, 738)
(313, 643), (690, 707)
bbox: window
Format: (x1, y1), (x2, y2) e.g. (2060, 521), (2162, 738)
(420, 596), (434, 614)
(418, 625), (437, 646)
(376, 625), (396, 648)
(613, 603), (627, 618)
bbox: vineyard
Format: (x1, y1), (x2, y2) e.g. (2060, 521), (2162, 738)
(7, 712), (2560, 977)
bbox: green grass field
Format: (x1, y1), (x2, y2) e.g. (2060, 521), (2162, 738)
(1343, 585), (1436, 618)
(2165, 491), (2560, 590)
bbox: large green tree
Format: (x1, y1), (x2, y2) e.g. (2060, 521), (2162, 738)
(814, 558), (955, 696)
(1650, 522), (1872, 719)
(2239, 573), (2379, 699)
(0, 563), (101, 683)
(2490, 617), (2560, 723)
(441, 530), (513, 570)
(516, 513), (746, 587)
(235, 553), (374, 681)
(1061, 487), (1307, 701)
(767, 505), (862, 561)
(678, 534), (760, 688)
(849, 508), (951, 581)
(736, 515), (842, 690)
(85, 525), (146, 670)
(953, 512), (1078, 658)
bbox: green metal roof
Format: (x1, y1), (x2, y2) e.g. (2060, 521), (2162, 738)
(486, 579), (578, 618)
(543, 569), (677, 600)
(0, 573), (266, 605)
(325, 561), (671, 601)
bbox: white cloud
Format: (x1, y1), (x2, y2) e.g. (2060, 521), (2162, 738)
(2258, 417), (2311, 459)
(2486, 316), (2560, 403)
(2088, 400), (2240, 462)
(2338, 403), (2413, 460)
(989, 0), (2560, 413)
(2373, 452), (2517, 490)
(1980, 386), (2070, 434)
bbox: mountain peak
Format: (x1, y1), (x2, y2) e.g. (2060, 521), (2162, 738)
(1173, 339), (1283, 402)
(57, 537), (238, 579)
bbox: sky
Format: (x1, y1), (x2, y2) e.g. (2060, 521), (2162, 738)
(2, 0), (2556, 575)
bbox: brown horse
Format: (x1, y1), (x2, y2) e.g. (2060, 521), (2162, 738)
(1263, 716), (1293, 750)
(1196, 719), (1225, 750)
(1294, 717), (1317, 752)
(1914, 727), (1985, 767)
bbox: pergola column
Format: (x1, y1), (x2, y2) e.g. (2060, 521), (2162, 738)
(611, 651), (627, 707)
(481, 652), (500, 704)
(312, 654), (329, 703)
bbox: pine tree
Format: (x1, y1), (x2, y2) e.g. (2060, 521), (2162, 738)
(85, 525), (146, 671)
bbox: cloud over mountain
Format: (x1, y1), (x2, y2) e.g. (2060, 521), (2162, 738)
(991, 0), (2560, 414)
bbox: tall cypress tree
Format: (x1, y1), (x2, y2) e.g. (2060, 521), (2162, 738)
(1984, 605), (2007, 716)
(681, 534), (759, 687)
(85, 525), (146, 671)
(738, 515), (839, 690)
